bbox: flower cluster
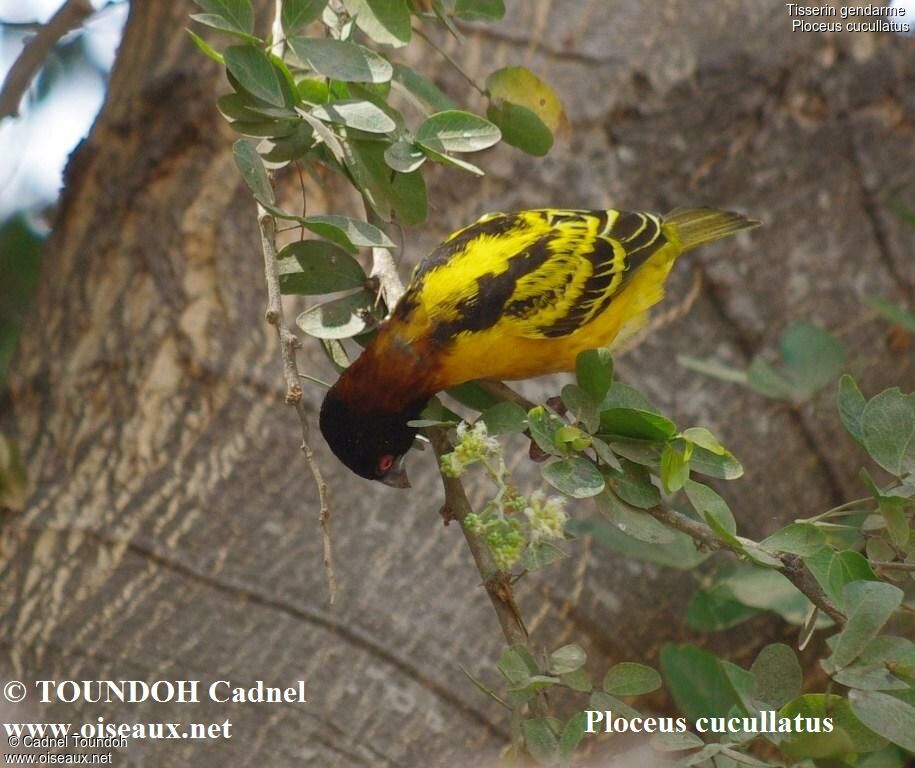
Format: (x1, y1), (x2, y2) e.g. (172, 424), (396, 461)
(441, 420), (570, 572)
(439, 421), (500, 477)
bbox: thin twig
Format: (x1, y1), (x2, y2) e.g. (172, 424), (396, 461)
(413, 25), (485, 95)
(0, 0), (95, 120)
(871, 561), (915, 572)
(477, 380), (535, 411)
(644, 503), (847, 627)
(258, 203), (337, 605)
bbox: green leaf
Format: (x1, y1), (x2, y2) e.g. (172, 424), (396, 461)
(827, 581), (904, 672)
(561, 384), (600, 434)
(596, 490), (674, 544)
(525, 540), (567, 571)
(384, 140), (426, 173)
(229, 118), (297, 138)
(276, 240), (366, 294)
(677, 354), (748, 384)
(599, 408), (676, 441)
(189, 13), (260, 41)
(682, 427), (726, 455)
(299, 214), (395, 248)
(861, 388), (915, 477)
(485, 65), (564, 133)
(746, 358), (795, 399)
(603, 662), (661, 696)
(480, 401), (527, 435)
(344, 139), (427, 225)
(575, 348), (613, 403)
(297, 77), (330, 105)
(258, 122), (314, 162)
(687, 586), (762, 632)
(868, 296), (915, 334)
(498, 646), (538, 684)
(599, 381), (659, 412)
(684, 480), (736, 535)
(589, 691), (641, 720)
(838, 374), (867, 445)
(781, 693), (887, 757)
(650, 732), (704, 752)
(527, 406), (564, 455)
(750, 644), (801, 708)
(296, 291), (379, 339)
(603, 460), (661, 509)
(486, 101), (553, 156)
(312, 99), (396, 133)
(849, 690), (915, 753)
(559, 713), (587, 761)
(343, 0), (411, 46)
(282, 0), (328, 34)
(760, 523), (826, 557)
(453, 0), (505, 20)
(542, 457), (605, 499)
(415, 110), (501, 153)
(570, 518), (709, 570)
(186, 28), (226, 63)
(779, 322), (845, 395)
(559, 666), (591, 693)
(549, 645), (586, 675)
(827, 550), (878, 607)
(718, 564), (817, 626)
(193, 0), (254, 34)
(390, 63), (456, 113)
(522, 719), (559, 766)
(417, 143), (485, 176)
(881, 499), (910, 546)
(289, 37), (393, 82)
(660, 644), (752, 722)
(232, 139), (274, 204)
(445, 381), (501, 412)
(832, 636), (913, 690)
(224, 45), (294, 108)
(689, 445), (744, 480)
(660, 444), (690, 494)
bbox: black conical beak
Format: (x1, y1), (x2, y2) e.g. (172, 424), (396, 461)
(381, 455), (410, 488)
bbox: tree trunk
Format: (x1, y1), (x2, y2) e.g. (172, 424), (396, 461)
(2, 1), (913, 765)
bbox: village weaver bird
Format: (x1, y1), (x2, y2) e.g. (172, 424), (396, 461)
(320, 207), (759, 486)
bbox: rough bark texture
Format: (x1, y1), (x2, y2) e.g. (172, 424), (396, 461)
(2, 1), (914, 765)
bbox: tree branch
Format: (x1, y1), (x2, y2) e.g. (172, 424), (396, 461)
(258, 202), (337, 605)
(644, 503), (847, 627)
(427, 428), (530, 646)
(0, 0), (95, 121)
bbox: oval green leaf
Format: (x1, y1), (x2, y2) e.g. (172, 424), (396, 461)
(289, 37), (393, 83)
(599, 407), (677, 442)
(542, 457), (605, 498)
(296, 291), (378, 339)
(603, 662), (661, 696)
(384, 140), (425, 173)
(416, 110), (501, 153)
(232, 139), (274, 205)
(277, 240), (366, 295)
(312, 99), (396, 133)
(343, 0), (411, 46)
(281, 0), (328, 34)
(224, 44), (294, 107)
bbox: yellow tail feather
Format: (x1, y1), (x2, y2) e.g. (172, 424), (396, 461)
(665, 208), (761, 252)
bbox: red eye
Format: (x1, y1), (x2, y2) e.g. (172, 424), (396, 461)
(378, 454), (395, 473)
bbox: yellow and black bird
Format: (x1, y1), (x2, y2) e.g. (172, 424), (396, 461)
(320, 207), (759, 486)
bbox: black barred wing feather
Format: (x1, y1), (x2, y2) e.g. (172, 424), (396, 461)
(404, 209), (668, 343)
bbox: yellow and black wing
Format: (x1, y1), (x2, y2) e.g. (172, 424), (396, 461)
(398, 208), (669, 342)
